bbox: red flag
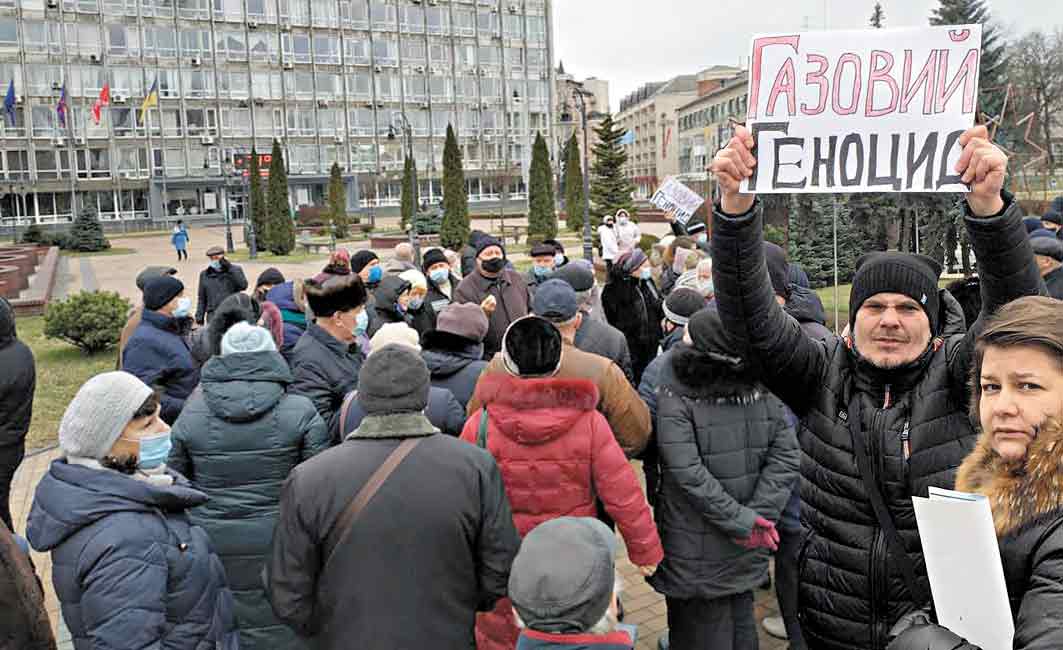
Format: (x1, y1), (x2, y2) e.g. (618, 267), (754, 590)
(91, 84), (110, 125)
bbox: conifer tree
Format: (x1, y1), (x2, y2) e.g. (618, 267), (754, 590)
(248, 148), (268, 248)
(931, 0), (1007, 120)
(69, 207), (110, 252)
(266, 139), (294, 255)
(870, 2), (885, 28)
(563, 133), (586, 233)
(400, 154), (418, 232)
(327, 162), (348, 239)
(787, 194), (860, 290)
(440, 124), (470, 250)
(527, 131), (557, 243)
(590, 114), (634, 222)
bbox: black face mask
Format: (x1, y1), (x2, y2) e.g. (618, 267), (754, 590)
(481, 258), (505, 274)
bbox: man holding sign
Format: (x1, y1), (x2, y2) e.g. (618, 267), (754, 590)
(707, 26), (1045, 650)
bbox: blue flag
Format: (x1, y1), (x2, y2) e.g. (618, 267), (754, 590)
(618, 129), (635, 146)
(3, 80), (14, 127)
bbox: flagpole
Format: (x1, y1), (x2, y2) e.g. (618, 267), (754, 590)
(144, 80), (155, 221)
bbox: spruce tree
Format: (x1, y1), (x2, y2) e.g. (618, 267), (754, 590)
(327, 162), (348, 239)
(400, 154), (418, 232)
(563, 133), (587, 233)
(266, 139), (294, 256)
(440, 124), (470, 250)
(527, 131), (557, 243)
(68, 206), (110, 252)
(248, 147), (268, 249)
(870, 2), (885, 28)
(787, 194), (860, 290)
(931, 0), (1007, 120)
(590, 114), (634, 222)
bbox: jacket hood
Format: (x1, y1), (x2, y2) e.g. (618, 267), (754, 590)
(200, 351), (292, 421)
(266, 281), (300, 312)
(0, 297), (15, 348)
(422, 330), (483, 376)
(785, 285), (827, 326)
(956, 418), (1063, 538)
(27, 460), (207, 552)
(662, 344), (763, 402)
(374, 275), (411, 306)
(474, 373), (600, 445)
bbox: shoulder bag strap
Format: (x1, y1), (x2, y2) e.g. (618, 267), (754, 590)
(323, 437), (423, 571)
(476, 408), (489, 448)
(337, 390), (358, 439)
(846, 396), (932, 608)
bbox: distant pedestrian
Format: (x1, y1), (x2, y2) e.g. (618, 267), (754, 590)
(509, 517), (633, 650)
(462, 315), (662, 650)
(171, 220), (190, 261)
(27, 372), (239, 650)
(268, 345), (520, 648)
(170, 323), (329, 650)
(0, 297), (34, 533)
(289, 275), (368, 438)
(122, 275), (199, 424)
(614, 210), (641, 254)
(598, 215), (619, 274)
(196, 245), (248, 325)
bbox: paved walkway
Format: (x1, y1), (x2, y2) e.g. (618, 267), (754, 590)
(11, 225), (789, 650)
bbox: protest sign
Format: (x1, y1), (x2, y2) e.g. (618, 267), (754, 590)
(650, 177), (705, 224)
(741, 25), (982, 194)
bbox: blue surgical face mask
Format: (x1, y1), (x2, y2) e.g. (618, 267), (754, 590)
(133, 431), (172, 470)
(173, 297), (192, 319)
(554, 253), (565, 267)
(366, 265), (383, 284)
(533, 265), (552, 278)
(354, 309), (368, 336)
(429, 268), (450, 284)
(640, 268), (652, 281)
(210, 259), (222, 271)
(409, 297), (424, 311)
(696, 233), (708, 244)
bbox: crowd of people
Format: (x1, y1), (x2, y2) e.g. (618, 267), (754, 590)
(0, 122), (1060, 650)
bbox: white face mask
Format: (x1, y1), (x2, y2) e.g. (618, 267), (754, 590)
(173, 297), (192, 318)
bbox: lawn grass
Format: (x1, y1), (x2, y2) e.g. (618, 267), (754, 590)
(17, 316), (118, 451)
(815, 280), (953, 332)
(60, 247), (136, 258)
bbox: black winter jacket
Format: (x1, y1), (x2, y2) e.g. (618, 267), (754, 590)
(601, 275), (663, 384)
(649, 345), (799, 600)
(0, 299), (34, 449)
(1044, 265), (1063, 300)
(785, 285), (833, 340)
(422, 331), (488, 409)
(710, 195), (1044, 650)
(289, 323), (364, 439)
(266, 413), (520, 649)
(574, 312), (634, 383)
(195, 259), (248, 324)
(169, 350), (330, 650)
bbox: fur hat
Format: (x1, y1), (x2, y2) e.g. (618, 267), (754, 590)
(476, 236), (505, 258)
(350, 250), (379, 274)
(422, 248), (448, 272)
(304, 275), (368, 317)
(502, 316), (563, 378)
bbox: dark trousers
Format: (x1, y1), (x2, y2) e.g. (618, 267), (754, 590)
(176, 248), (188, 261)
(667, 592), (758, 650)
(0, 443), (25, 532)
(776, 487), (806, 649)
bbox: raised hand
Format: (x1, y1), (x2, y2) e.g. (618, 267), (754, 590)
(709, 124), (757, 216)
(956, 125), (1006, 217)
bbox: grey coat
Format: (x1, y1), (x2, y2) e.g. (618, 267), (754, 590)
(649, 345), (799, 601)
(421, 331), (489, 409)
(574, 312), (634, 383)
(289, 323), (364, 439)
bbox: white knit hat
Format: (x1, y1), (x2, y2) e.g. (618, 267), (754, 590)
(59, 372), (153, 460)
(221, 322), (277, 356)
(369, 322), (421, 354)
(399, 269), (427, 291)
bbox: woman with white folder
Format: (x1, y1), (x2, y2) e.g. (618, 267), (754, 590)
(888, 295), (1063, 650)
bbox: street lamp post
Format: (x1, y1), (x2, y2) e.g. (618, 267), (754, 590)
(221, 161), (235, 254)
(245, 169), (257, 259)
(389, 112), (420, 266)
(571, 86), (593, 262)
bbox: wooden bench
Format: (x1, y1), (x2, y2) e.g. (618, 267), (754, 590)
(297, 239), (334, 255)
(498, 225), (528, 246)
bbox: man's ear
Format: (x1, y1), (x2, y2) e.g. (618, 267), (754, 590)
(574, 311), (583, 330)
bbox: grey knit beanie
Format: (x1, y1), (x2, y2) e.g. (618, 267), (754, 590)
(60, 371), (153, 460)
(357, 345), (430, 415)
(221, 322), (277, 355)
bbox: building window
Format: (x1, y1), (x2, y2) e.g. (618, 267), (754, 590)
(23, 21), (62, 55)
(248, 32), (277, 62)
(503, 14), (523, 39)
(311, 0), (338, 27)
(429, 76), (451, 102)
(312, 34), (339, 64)
(183, 69), (215, 98)
(341, 0), (368, 29)
(372, 36), (397, 65)
(369, 1), (395, 30)
(180, 28), (212, 57)
(476, 11), (499, 36)
(452, 8), (474, 36)
(346, 72), (371, 100)
(428, 41), (450, 65)
(400, 4), (423, 33)
(403, 39), (426, 63)
(349, 107), (374, 135)
(374, 72), (399, 101)
(426, 6), (448, 34)
(317, 72), (341, 99)
(404, 74), (427, 102)
(216, 29), (247, 60)
(178, 0), (209, 20)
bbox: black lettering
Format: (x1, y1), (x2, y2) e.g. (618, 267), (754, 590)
(936, 129), (965, 189)
(811, 135), (838, 187)
(773, 136), (807, 189)
(906, 131), (937, 190)
(839, 134), (864, 187)
(749, 121), (790, 191)
(868, 133), (902, 190)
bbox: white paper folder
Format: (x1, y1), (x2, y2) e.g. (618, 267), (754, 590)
(911, 487), (1014, 650)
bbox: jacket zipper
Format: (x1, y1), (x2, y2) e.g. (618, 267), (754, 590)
(869, 388), (891, 650)
(901, 420), (911, 461)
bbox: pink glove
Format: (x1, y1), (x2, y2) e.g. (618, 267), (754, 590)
(735, 517), (780, 551)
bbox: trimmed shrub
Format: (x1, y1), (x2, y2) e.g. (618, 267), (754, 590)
(44, 290), (131, 354)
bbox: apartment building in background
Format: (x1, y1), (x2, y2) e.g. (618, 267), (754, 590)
(676, 67), (747, 185)
(0, 0), (554, 227)
(554, 60), (606, 172)
(615, 73), (696, 198)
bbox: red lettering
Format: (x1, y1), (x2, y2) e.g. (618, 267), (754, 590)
(831, 53), (861, 116)
(900, 49), (937, 115)
(748, 35), (801, 119)
(865, 50), (899, 117)
(766, 58), (797, 117)
(935, 48), (979, 115)
(801, 53), (829, 115)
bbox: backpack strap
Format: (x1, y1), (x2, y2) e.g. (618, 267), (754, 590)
(338, 390), (358, 440)
(476, 408), (489, 448)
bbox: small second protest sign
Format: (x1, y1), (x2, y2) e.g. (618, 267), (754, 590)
(650, 177), (705, 224)
(740, 24), (981, 194)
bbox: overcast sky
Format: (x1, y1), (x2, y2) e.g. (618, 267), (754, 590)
(553, 0), (1063, 112)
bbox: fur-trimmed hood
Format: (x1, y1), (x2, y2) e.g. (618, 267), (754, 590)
(472, 373), (600, 445)
(661, 344), (763, 403)
(956, 418), (1063, 537)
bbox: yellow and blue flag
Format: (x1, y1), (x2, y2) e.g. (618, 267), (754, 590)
(139, 78), (158, 125)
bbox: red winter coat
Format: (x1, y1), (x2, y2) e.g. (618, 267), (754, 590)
(461, 373), (663, 650)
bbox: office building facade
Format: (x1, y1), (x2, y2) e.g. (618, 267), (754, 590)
(0, 0), (554, 227)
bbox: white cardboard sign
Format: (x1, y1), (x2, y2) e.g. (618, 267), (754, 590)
(741, 25), (982, 194)
(650, 177), (705, 224)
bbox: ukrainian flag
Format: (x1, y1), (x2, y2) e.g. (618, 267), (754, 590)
(139, 78), (158, 125)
